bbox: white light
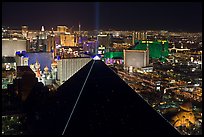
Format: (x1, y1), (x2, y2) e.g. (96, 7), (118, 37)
(56, 45), (61, 49)
(41, 26), (45, 31)
(98, 34), (107, 37)
(93, 55), (101, 60)
(194, 84), (199, 86)
(98, 51), (102, 54)
(65, 32), (70, 34)
(164, 90), (166, 94)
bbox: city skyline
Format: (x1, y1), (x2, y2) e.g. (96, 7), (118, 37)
(2, 2), (202, 32)
(2, 4), (202, 134)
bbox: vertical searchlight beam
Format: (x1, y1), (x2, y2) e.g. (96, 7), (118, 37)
(95, 2), (100, 55)
(95, 2), (100, 31)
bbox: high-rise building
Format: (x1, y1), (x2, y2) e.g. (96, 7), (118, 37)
(97, 34), (112, 54)
(57, 26), (69, 33)
(56, 26), (76, 46)
(2, 38), (27, 57)
(135, 32), (147, 40)
(124, 49), (149, 68)
(132, 40), (169, 59)
(21, 25), (28, 38)
(47, 28), (56, 55)
(83, 40), (98, 54)
(97, 34), (112, 48)
(37, 26), (47, 52)
(77, 23), (83, 46)
(59, 33), (75, 46)
(57, 57), (91, 85)
(132, 32), (135, 45)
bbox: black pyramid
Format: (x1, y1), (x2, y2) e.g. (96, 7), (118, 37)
(33, 60), (181, 136)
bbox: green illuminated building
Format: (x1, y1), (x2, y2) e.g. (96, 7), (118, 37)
(104, 52), (123, 59)
(104, 40), (169, 62)
(132, 40), (169, 59)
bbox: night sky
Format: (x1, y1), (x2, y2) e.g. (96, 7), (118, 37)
(2, 2), (202, 32)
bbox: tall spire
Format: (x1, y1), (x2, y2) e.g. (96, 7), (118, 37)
(79, 22), (81, 34)
(78, 22), (81, 44)
(41, 26), (45, 32)
(146, 32), (149, 50)
(51, 27), (54, 36)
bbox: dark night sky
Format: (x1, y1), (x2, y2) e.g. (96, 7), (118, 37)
(2, 2), (202, 32)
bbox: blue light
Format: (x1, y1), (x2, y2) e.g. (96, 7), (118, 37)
(92, 54), (101, 60)
(16, 51), (21, 55)
(22, 50), (26, 53)
(57, 55), (60, 60)
(93, 55), (101, 60)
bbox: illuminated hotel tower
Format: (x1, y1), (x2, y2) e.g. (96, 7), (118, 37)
(132, 32), (135, 45)
(47, 28), (56, 57)
(38, 26), (47, 52)
(78, 22), (82, 45)
(22, 25), (28, 38)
